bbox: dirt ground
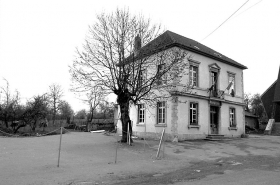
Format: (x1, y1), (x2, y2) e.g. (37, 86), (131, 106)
(1, 132), (280, 185)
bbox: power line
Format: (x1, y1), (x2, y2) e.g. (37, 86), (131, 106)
(201, 0), (250, 41)
(233, 0), (263, 19)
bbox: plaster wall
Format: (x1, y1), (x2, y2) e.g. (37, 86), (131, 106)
(115, 46), (246, 140)
(116, 96), (245, 141)
(176, 50), (244, 104)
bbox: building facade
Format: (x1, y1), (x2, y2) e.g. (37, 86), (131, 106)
(115, 31), (247, 140)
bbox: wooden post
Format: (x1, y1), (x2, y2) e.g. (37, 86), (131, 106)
(127, 124), (131, 145)
(162, 131), (165, 158)
(115, 141), (118, 164)
(156, 128), (165, 158)
(57, 127), (63, 167)
(144, 121), (146, 151)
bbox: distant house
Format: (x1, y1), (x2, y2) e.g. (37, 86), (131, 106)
(245, 111), (259, 129)
(115, 30), (247, 140)
(261, 66), (280, 122)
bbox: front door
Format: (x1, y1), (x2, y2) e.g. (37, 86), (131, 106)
(210, 106), (219, 134)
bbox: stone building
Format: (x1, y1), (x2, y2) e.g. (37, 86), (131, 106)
(115, 30), (247, 140)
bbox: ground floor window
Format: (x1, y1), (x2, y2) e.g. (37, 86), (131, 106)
(157, 101), (166, 124)
(190, 102), (198, 125)
(138, 104), (145, 124)
(229, 108), (236, 127)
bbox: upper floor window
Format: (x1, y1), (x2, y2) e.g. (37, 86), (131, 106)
(189, 102), (198, 125)
(208, 63), (220, 97)
(137, 69), (146, 88)
(189, 65), (198, 87)
(227, 72), (235, 97)
(157, 101), (166, 124)
(229, 108), (236, 127)
(157, 64), (166, 85)
(138, 104), (145, 124)
(189, 59), (200, 88)
(209, 71), (218, 97)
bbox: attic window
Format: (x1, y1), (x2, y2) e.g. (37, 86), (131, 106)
(194, 46), (200, 50)
(214, 53), (222, 58)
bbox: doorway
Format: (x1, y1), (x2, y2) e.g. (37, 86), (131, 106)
(210, 106), (219, 134)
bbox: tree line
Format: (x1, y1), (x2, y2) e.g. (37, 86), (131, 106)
(0, 79), (114, 134)
(244, 93), (268, 123)
(0, 80), (73, 133)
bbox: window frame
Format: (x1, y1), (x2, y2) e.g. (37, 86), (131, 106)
(189, 102), (199, 126)
(229, 107), (236, 128)
(189, 65), (198, 87)
(137, 69), (146, 88)
(137, 104), (145, 124)
(227, 72), (236, 96)
(157, 63), (166, 85)
(189, 59), (200, 88)
(157, 101), (166, 124)
(208, 63), (221, 97)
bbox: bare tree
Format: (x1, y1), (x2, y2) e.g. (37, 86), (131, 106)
(0, 78), (12, 127)
(70, 9), (189, 142)
(84, 87), (104, 123)
(58, 100), (74, 124)
(25, 94), (49, 132)
(48, 84), (64, 126)
(0, 79), (22, 128)
(244, 93), (252, 112)
(99, 101), (114, 119)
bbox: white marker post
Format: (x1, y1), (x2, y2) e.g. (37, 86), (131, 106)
(57, 127), (63, 167)
(156, 128), (165, 159)
(115, 141), (118, 164)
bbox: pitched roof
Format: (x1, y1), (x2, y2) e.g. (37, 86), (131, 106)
(138, 30), (247, 69)
(273, 66), (280, 102)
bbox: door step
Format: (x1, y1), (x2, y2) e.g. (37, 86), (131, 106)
(205, 134), (225, 140)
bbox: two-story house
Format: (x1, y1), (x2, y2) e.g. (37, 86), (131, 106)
(115, 30), (247, 140)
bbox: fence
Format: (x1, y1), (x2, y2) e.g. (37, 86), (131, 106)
(89, 119), (115, 131)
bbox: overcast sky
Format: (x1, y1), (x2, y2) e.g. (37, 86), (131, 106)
(0, 0), (279, 112)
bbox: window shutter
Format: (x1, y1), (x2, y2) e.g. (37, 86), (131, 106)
(137, 105), (139, 124)
(197, 103), (199, 124)
(156, 102), (159, 124)
(164, 101), (167, 124)
(229, 108), (231, 127)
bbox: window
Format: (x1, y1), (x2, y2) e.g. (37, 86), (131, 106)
(229, 108), (236, 127)
(189, 65), (198, 87)
(138, 104), (145, 124)
(208, 63), (220, 97)
(157, 64), (166, 85)
(157, 101), (166, 124)
(190, 103), (198, 125)
(210, 71), (218, 97)
(137, 69), (145, 88)
(228, 73), (235, 96)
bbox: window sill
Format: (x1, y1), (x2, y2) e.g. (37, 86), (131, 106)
(228, 127), (237, 130)
(188, 125), (200, 129)
(136, 124), (145, 127)
(154, 124), (167, 127)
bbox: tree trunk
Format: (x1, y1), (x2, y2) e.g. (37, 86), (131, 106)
(14, 123), (26, 133)
(118, 101), (132, 143)
(32, 120), (37, 132)
(52, 113), (56, 126)
(4, 113), (9, 128)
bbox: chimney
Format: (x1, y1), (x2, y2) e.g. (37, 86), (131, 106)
(134, 34), (141, 55)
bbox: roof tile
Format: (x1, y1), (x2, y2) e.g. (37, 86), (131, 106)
(139, 30), (247, 69)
